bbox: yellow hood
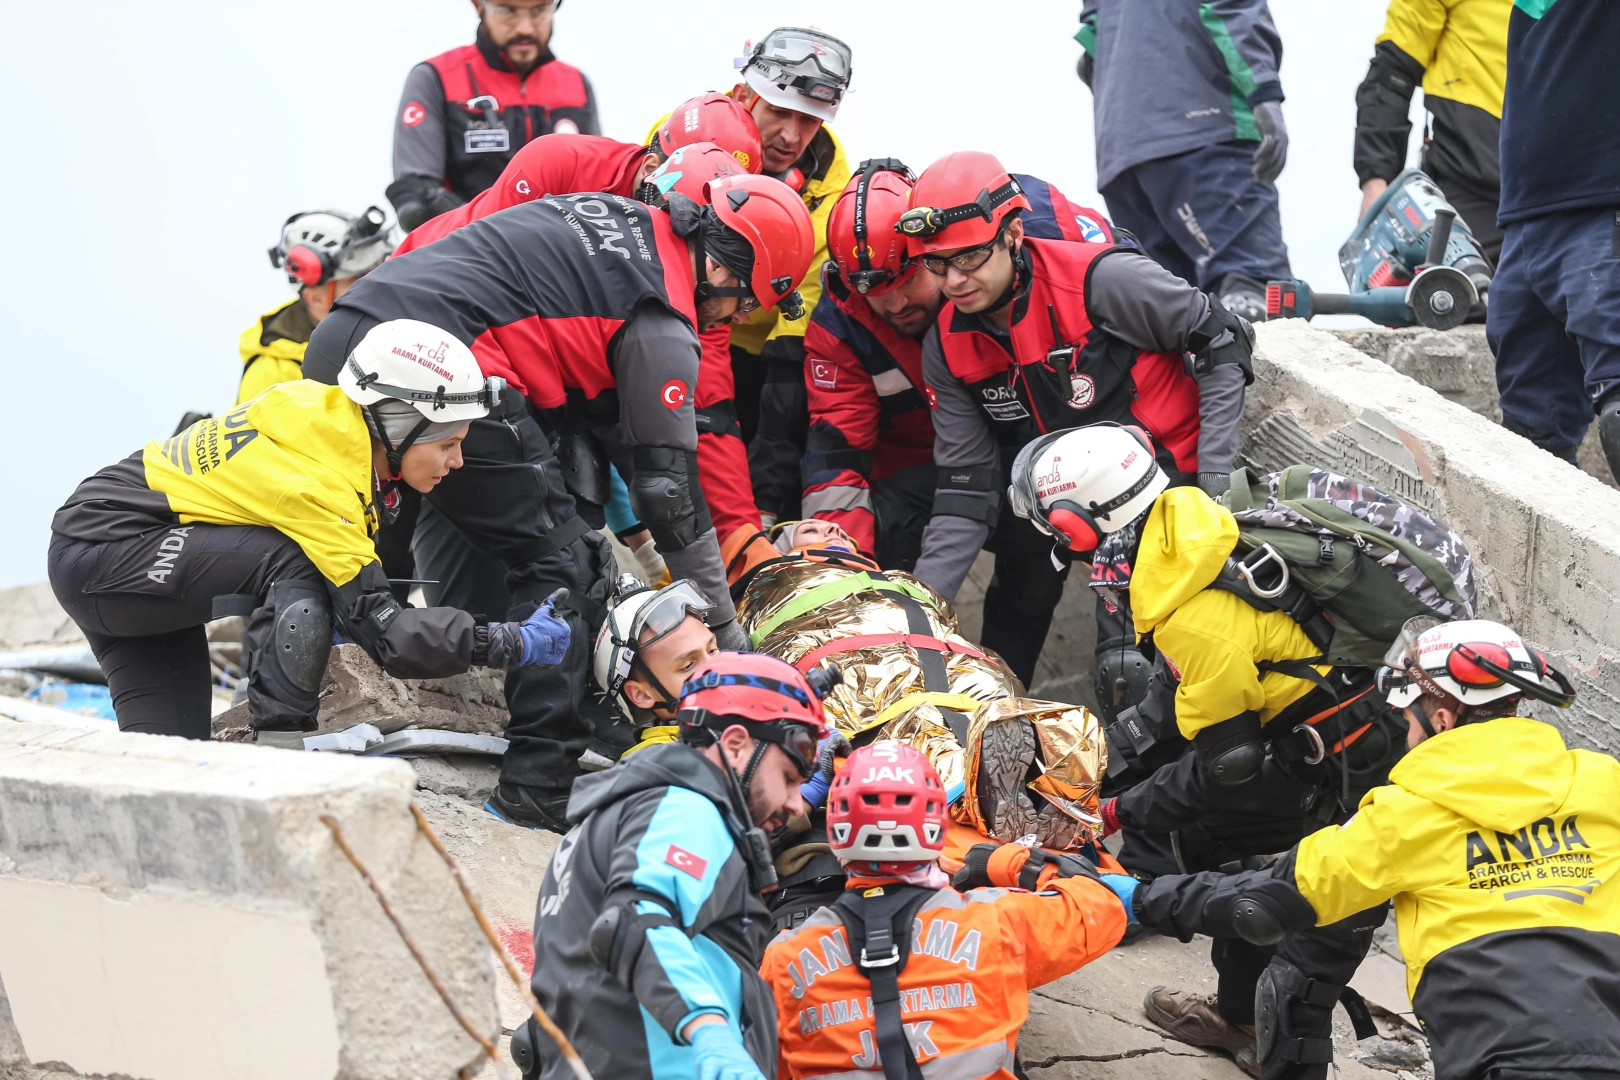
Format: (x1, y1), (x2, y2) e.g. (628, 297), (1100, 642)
(1389, 717), (1575, 833)
(1129, 487), (1239, 636)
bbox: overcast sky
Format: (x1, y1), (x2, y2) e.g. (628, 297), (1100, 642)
(0, 0), (1408, 588)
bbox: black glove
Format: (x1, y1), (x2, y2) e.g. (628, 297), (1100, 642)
(1077, 52), (1094, 87)
(1198, 472), (1231, 498)
(952, 843), (998, 891)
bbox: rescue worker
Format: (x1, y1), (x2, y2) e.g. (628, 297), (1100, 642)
(593, 575), (720, 757)
(906, 151), (1252, 689)
(803, 158), (1117, 569)
(723, 26), (855, 525)
(762, 741), (1133, 1080)
(1489, 0), (1620, 479)
(239, 207), (394, 403)
(1353, 0), (1509, 263)
(300, 174), (815, 833)
(1076, 0), (1290, 318)
(46, 322), (568, 744)
(1130, 618), (1616, 1080)
(519, 652), (828, 1080)
(393, 92), (762, 255)
(388, 0), (598, 232)
(1017, 425), (1410, 1077)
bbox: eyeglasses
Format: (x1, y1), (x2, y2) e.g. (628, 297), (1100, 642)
(734, 293), (761, 316)
(482, 2), (555, 22)
(917, 230), (1009, 276)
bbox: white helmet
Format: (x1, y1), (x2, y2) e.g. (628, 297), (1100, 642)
(1377, 618), (1575, 720)
(339, 319), (504, 423)
(735, 25), (852, 123)
(269, 206), (396, 288)
(1008, 423), (1170, 554)
(593, 576), (715, 724)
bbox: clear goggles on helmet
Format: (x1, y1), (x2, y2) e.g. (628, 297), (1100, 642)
(737, 27), (852, 105)
(623, 580), (713, 652)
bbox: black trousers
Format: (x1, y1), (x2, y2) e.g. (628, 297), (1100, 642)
(979, 506), (1071, 688)
(870, 463), (936, 572)
(309, 310), (613, 788)
(48, 525), (320, 739)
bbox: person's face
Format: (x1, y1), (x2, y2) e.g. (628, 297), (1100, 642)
(696, 258), (758, 330)
(933, 217), (1024, 315)
(1401, 696), (1458, 749)
(792, 518), (855, 551)
(374, 427), (470, 492)
(474, 0), (554, 64)
(864, 266), (944, 339)
(301, 276), (356, 325)
(716, 725), (807, 830)
(745, 94), (822, 176)
(623, 614), (719, 718)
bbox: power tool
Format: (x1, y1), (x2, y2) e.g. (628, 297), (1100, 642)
(1265, 169), (1492, 331)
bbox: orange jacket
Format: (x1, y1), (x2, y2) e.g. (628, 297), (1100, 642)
(762, 873), (1125, 1079)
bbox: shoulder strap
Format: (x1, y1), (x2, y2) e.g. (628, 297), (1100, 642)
(1202, 554), (1335, 652)
(833, 887), (934, 1080)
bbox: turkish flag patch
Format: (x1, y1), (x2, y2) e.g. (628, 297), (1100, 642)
(401, 101), (426, 127)
(810, 359), (837, 389)
(666, 845), (708, 878)
(660, 380), (688, 409)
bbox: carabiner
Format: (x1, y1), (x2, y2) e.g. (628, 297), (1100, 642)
(1235, 543), (1291, 599)
(1293, 723), (1326, 766)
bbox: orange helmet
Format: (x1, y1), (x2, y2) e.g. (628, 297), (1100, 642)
(656, 92), (763, 174)
(705, 174), (815, 318)
(644, 142), (749, 204)
(899, 150), (1031, 255)
(827, 158), (917, 295)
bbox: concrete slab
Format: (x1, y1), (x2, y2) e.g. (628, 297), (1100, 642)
(1246, 320), (1620, 752)
(0, 583), (83, 651)
(0, 722), (498, 1080)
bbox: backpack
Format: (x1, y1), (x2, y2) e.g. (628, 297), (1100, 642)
(1213, 465), (1477, 668)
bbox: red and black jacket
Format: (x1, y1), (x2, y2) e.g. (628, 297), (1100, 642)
(335, 192), (697, 420)
(417, 31), (597, 204)
(936, 238), (1202, 475)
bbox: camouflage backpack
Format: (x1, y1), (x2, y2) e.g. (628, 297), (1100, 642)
(1212, 465), (1476, 668)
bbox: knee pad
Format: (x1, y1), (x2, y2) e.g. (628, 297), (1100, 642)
(628, 446), (711, 553)
(247, 579), (332, 731)
(1095, 644), (1153, 724)
(1598, 395), (1620, 481)
(1254, 959), (1339, 1080)
(1194, 712), (1266, 788)
(510, 1017), (540, 1080)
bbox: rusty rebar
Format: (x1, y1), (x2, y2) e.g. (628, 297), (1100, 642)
(410, 803), (595, 1080)
(320, 814), (510, 1080)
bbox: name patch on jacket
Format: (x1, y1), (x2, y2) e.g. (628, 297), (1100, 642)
(980, 385), (1030, 421)
(466, 127), (511, 154)
(1465, 814), (1595, 900)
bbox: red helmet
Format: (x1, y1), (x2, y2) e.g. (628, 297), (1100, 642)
(827, 741), (948, 864)
(827, 158), (917, 296)
(645, 142), (749, 204)
(706, 174), (816, 318)
(899, 150), (1031, 255)
(656, 92), (764, 175)
(678, 652), (828, 775)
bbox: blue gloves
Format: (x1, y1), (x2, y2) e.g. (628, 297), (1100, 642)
(799, 730), (852, 808)
(519, 591), (572, 667)
(1100, 873), (1140, 925)
(689, 1019), (764, 1080)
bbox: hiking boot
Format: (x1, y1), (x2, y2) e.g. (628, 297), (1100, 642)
(976, 715), (1086, 849)
(1144, 986), (1259, 1076)
(485, 782), (573, 834)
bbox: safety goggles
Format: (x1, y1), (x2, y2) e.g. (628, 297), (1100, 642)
(896, 178), (1025, 241)
(481, 2), (555, 22)
(915, 229), (1009, 276)
(626, 580), (714, 652)
(737, 27), (853, 105)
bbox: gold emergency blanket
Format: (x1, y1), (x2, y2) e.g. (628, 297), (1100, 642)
(736, 557), (1106, 849)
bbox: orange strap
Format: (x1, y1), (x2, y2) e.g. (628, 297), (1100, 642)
(1297, 684), (1376, 755)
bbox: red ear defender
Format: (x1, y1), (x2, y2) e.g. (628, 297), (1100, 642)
(284, 244), (330, 286)
(1123, 425), (1154, 453)
(1047, 501), (1101, 552)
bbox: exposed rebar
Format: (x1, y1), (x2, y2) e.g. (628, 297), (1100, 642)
(410, 802), (595, 1080)
(320, 814), (510, 1080)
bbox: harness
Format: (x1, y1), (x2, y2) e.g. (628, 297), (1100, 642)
(831, 885), (936, 1080)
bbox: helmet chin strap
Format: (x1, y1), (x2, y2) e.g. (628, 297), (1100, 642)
(1407, 695), (1439, 739)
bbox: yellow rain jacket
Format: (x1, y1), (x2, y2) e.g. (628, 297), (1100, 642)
(55, 380), (378, 588)
(1294, 717), (1620, 1074)
(236, 298), (315, 404)
(1379, 0), (1509, 117)
(1128, 486), (1326, 739)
